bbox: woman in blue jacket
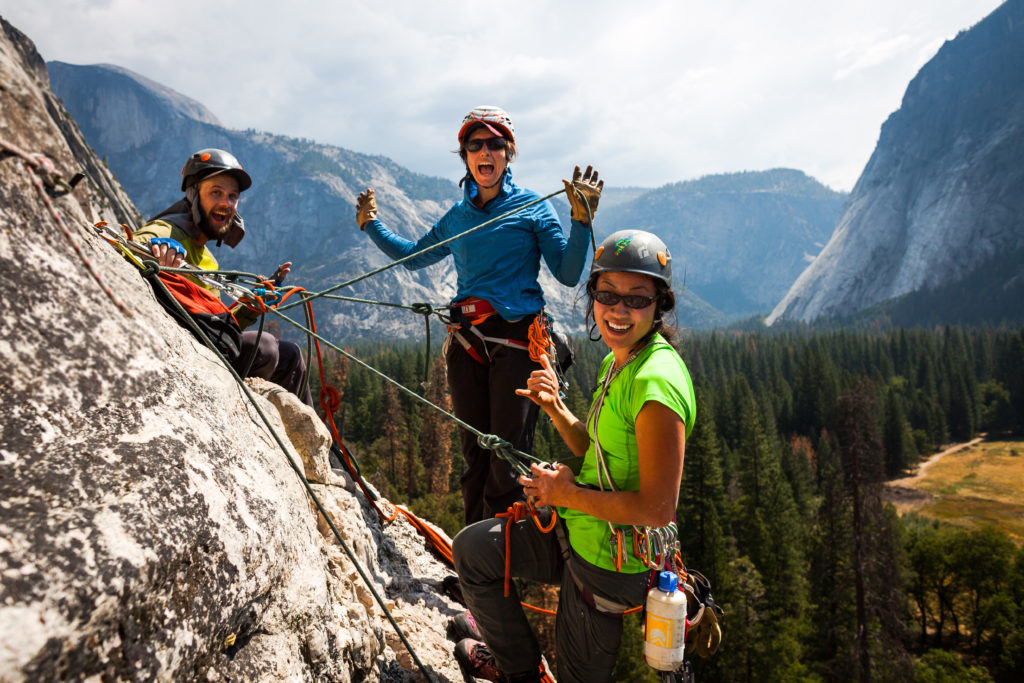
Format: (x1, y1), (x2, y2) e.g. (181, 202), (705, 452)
(356, 105), (602, 524)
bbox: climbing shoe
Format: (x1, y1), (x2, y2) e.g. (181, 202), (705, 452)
(442, 574), (466, 606)
(455, 638), (502, 682)
(447, 609), (483, 642)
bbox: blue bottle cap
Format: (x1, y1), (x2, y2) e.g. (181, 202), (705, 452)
(658, 570), (678, 593)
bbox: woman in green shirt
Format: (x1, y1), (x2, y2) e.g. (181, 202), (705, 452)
(451, 230), (695, 683)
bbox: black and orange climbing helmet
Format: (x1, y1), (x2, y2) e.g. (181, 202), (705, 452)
(591, 229), (672, 286)
(180, 148), (252, 192)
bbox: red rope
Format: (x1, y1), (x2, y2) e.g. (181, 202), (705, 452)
(304, 296), (450, 547)
(3, 138), (130, 316)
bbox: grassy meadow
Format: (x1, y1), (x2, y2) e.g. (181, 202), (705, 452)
(886, 438), (1024, 544)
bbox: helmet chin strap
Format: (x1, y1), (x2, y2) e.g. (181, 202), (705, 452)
(185, 185), (226, 246)
(477, 168), (506, 191)
(185, 186), (202, 230)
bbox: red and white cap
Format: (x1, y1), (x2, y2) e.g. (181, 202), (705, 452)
(458, 105), (515, 143)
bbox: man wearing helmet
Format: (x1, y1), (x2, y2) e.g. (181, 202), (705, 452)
(356, 105), (603, 525)
(134, 148), (312, 405)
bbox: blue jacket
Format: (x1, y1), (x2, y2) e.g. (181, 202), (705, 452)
(364, 171), (591, 320)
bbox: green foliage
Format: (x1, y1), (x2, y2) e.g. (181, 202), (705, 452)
(306, 326), (1024, 682)
(914, 649), (994, 682)
(612, 611), (660, 683)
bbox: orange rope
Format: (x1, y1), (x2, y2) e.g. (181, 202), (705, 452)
(496, 500), (558, 597)
(304, 295), (448, 547)
(527, 314), (552, 363)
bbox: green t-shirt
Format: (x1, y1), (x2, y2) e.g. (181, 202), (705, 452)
(559, 336), (696, 573)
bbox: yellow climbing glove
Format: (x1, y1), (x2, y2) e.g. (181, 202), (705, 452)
(562, 165), (603, 225)
(356, 188), (377, 230)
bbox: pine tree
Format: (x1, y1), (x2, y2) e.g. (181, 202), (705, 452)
(420, 354), (455, 497)
(836, 380), (911, 681)
(677, 385), (729, 584)
(883, 387), (917, 476)
(808, 430), (858, 679)
(380, 381), (407, 496)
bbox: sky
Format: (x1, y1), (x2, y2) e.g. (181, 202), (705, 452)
(2, 1), (1005, 194)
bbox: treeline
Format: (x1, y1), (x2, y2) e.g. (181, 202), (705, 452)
(310, 326), (1024, 681)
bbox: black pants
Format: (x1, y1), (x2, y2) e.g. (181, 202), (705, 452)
(453, 513), (652, 682)
(234, 330), (314, 406)
(446, 314), (540, 525)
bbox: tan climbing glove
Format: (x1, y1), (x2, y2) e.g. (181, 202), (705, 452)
(356, 188), (377, 230)
(683, 579), (724, 657)
(695, 602), (722, 657)
(563, 165), (603, 225)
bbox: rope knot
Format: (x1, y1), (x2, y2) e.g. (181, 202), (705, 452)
(319, 386), (341, 414)
(140, 261), (160, 278)
(410, 302), (433, 315)
(477, 433), (511, 453)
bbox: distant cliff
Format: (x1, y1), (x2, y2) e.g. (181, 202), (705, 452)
(48, 60), (470, 340)
(768, 0), (1024, 325)
(600, 169), (845, 318)
(2, 17), (461, 681)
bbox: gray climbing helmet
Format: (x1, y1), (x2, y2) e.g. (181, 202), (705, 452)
(180, 148), (252, 192)
(591, 230), (672, 285)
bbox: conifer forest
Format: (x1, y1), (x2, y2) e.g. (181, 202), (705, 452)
(311, 326), (1024, 682)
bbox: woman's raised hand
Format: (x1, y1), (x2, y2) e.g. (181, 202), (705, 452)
(356, 188), (377, 230)
(563, 165), (603, 225)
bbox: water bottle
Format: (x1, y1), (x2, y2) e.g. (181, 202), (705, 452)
(644, 570), (687, 671)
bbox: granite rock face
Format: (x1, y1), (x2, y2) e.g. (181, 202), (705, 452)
(1, 16), (462, 681)
(768, 1), (1024, 325)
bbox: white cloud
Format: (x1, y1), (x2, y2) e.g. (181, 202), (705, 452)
(2, 0), (1005, 193)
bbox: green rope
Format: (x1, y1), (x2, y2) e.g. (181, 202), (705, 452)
(138, 263), (438, 683)
(316, 293), (447, 313)
(278, 187), (570, 312)
(266, 301), (547, 475)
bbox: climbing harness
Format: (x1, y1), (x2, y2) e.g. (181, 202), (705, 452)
(444, 298), (553, 364)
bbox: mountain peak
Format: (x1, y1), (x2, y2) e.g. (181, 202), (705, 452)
(768, 0), (1024, 326)
(47, 61), (222, 153)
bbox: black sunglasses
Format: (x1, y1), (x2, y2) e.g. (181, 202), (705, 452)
(463, 137), (508, 153)
(591, 289), (657, 309)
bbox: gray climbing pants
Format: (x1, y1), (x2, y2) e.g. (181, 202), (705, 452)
(452, 511), (652, 683)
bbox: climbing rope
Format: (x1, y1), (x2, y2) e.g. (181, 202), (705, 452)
(276, 187), (574, 312)
(136, 261), (438, 683)
(263, 304), (550, 478)
(1, 138), (128, 315)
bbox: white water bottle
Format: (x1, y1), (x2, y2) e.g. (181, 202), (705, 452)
(644, 570), (687, 671)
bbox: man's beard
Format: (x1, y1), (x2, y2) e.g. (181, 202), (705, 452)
(198, 207), (232, 242)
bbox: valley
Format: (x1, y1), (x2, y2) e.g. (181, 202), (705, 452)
(885, 436), (1024, 544)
